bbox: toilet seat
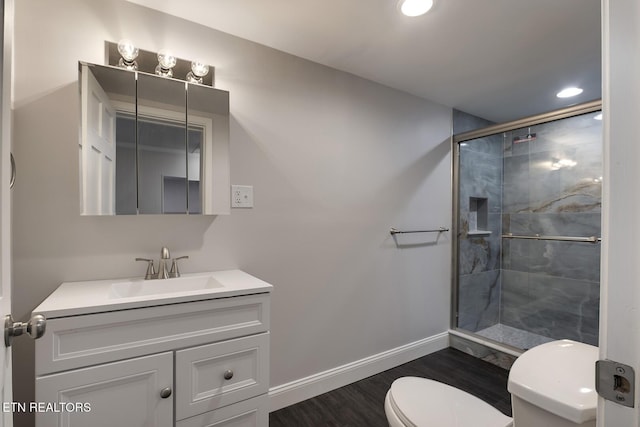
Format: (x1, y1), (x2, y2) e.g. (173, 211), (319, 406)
(386, 377), (513, 427)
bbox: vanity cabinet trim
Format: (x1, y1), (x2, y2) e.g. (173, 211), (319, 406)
(36, 294), (270, 376)
(175, 332), (270, 420)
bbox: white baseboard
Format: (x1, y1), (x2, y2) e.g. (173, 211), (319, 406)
(268, 331), (449, 412)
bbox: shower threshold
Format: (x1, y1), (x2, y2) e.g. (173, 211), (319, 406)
(475, 323), (555, 350)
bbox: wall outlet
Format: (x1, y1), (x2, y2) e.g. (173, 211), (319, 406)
(231, 185), (254, 208)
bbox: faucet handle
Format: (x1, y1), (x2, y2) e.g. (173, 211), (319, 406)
(169, 256), (189, 278)
(135, 258), (156, 280)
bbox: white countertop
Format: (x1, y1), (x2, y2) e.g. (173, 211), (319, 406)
(34, 269), (273, 318)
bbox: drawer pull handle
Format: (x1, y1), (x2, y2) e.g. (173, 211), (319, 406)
(160, 387), (172, 399)
(223, 370), (234, 380)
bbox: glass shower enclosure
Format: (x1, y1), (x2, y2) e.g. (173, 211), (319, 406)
(452, 101), (602, 351)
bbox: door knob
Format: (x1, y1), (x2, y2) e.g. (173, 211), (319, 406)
(4, 314), (46, 347)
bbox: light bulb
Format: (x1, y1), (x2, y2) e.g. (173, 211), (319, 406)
(399, 0), (434, 17)
(191, 61), (209, 77)
(117, 39), (138, 71)
(117, 39), (138, 61)
(186, 60), (209, 84)
(157, 50), (176, 69)
(156, 50), (177, 77)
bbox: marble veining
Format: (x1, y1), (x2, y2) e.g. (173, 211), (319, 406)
(456, 111), (504, 334)
(455, 109), (602, 349)
(458, 270), (500, 331)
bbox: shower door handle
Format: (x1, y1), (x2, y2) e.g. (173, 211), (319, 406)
(9, 153), (15, 189)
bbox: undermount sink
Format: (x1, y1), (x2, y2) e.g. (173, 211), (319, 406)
(109, 274), (225, 299)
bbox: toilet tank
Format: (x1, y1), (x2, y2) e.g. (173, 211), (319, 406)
(508, 340), (598, 427)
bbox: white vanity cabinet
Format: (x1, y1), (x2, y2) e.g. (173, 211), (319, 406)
(33, 270), (272, 427)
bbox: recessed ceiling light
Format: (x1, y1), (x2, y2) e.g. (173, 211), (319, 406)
(594, 113), (603, 120)
(556, 87), (583, 98)
(399, 0), (434, 17)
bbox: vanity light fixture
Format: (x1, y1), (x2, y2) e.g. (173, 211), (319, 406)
(556, 87), (583, 98)
(155, 49), (177, 78)
(186, 60), (209, 84)
(399, 0), (434, 17)
(117, 39), (139, 71)
(106, 41), (215, 86)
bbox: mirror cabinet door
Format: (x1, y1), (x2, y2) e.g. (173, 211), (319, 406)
(80, 63), (136, 215)
(136, 73), (187, 214)
(187, 84), (229, 215)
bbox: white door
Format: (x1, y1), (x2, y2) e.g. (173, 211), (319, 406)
(0, 0), (13, 426)
(80, 64), (116, 215)
(599, 0), (640, 425)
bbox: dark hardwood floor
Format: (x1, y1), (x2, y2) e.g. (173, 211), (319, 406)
(269, 347), (511, 427)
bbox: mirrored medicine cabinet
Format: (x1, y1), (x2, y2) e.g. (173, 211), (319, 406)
(79, 62), (230, 215)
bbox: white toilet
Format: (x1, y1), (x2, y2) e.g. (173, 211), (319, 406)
(385, 340), (598, 427)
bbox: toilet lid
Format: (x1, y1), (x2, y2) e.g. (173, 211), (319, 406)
(507, 340), (597, 424)
(389, 377), (513, 427)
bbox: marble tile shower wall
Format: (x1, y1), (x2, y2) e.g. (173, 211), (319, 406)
(458, 138), (503, 332)
(455, 110), (502, 332)
(501, 113), (602, 345)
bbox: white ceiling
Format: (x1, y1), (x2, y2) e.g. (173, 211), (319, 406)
(126, 0), (601, 123)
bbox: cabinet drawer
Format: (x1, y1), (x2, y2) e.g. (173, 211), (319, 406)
(176, 333), (269, 420)
(36, 293), (270, 375)
(36, 352), (173, 427)
(176, 394), (268, 427)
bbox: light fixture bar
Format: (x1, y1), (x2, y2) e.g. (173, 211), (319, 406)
(104, 41), (215, 86)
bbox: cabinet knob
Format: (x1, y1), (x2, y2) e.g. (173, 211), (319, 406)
(160, 387), (172, 399)
(223, 369), (234, 380)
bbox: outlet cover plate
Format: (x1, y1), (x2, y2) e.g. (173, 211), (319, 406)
(231, 185), (253, 208)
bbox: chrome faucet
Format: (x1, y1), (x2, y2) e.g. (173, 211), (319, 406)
(136, 247), (189, 280)
(157, 247), (171, 280)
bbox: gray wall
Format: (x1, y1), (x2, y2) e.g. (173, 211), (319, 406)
(11, 0), (452, 422)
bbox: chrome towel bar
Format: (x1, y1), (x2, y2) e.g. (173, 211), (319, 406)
(501, 233), (601, 244)
(390, 227), (449, 235)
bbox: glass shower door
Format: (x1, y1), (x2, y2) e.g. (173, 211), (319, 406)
(454, 109), (602, 350)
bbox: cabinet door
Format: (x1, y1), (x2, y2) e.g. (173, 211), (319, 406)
(36, 352), (173, 427)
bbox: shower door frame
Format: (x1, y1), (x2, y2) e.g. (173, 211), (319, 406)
(450, 99), (603, 353)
